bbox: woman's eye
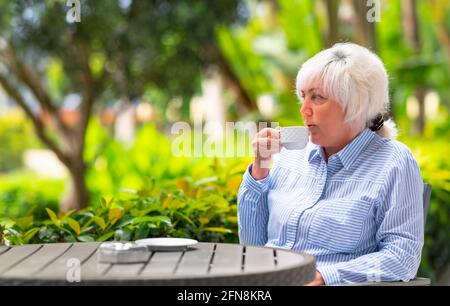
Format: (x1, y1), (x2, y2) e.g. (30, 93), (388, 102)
(312, 95), (326, 102)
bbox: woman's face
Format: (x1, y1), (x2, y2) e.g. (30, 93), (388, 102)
(299, 81), (358, 157)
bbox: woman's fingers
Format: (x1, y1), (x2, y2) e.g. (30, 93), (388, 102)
(251, 128), (281, 170)
(252, 137), (281, 160)
(258, 127), (280, 139)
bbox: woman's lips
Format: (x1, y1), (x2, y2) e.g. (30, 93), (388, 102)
(306, 124), (317, 133)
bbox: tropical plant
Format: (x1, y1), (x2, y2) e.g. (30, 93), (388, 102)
(0, 172), (62, 221)
(2, 158), (248, 245)
(0, 110), (41, 172)
(401, 135), (450, 283)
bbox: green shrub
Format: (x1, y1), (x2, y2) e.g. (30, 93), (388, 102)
(0, 119), (251, 246)
(0, 111), (41, 172)
(1, 158), (249, 245)
(85, 120), (212, 205)
(0, 172), (62, 221)
(401, 136), (450, 282)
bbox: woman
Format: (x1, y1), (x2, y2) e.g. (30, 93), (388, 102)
(237, 43), (424, 285)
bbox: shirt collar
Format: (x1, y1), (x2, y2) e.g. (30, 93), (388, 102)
(308, 128), (375, 169)
(308, 145), (323, 163)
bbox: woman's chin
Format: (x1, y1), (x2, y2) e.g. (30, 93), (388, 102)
(310, 135), (321, 145)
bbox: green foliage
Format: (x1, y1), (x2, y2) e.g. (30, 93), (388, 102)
(401, 136), (450, 281)
(0, 0), (241, 111)
(217, 26), (273, 105)
(0, 118), (252, 245)
(2, 158), (248, 245)
(0, 111), (58, 222)
(84, 119), (205, 204)
(0, 111), (41, 172)
(278, 0), (322, 54)
(0, 172), (62, 221)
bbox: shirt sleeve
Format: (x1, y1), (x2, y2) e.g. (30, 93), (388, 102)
(317, 153), (424, 285)
(237, 163), (271, 246)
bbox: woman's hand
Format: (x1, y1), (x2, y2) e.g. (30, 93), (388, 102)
(305, 271), (325, 286)
(251, 128), (281, 180)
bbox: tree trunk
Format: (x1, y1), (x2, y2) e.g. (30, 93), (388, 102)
(415, 86), (426, 134)
(1, 39), (101, 213)
(353, 0), (378, 52)
(402, 0), (421, 52)
(265, 0), (280, 30)
(326, 0), (340, 47)
(402, 0), (426, 134)
(61, 155), (88, 212)
(215, 48), (256, 111)
(429, 0), (450, 61)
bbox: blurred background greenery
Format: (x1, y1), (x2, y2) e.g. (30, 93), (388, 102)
(0, 0), (448, 284)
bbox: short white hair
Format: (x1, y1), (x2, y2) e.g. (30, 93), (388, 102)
(296, 42), (397, 139)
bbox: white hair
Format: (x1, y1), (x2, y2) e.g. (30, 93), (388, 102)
(296, 42), (398, 139)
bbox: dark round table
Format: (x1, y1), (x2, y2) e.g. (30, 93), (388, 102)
(0, 242), (316, 286)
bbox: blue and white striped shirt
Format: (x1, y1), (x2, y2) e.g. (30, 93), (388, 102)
(237, 128), (424, 285)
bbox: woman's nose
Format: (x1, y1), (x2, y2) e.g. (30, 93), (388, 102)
(300, 100), (313, 117)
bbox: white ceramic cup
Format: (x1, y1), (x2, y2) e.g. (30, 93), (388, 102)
(280, 126), (309, 150)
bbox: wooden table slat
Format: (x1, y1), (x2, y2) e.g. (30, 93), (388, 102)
(139, 251), (183, 276)
(106, 263), (145, 277)
(175, 243), (214, 276)
(79, 246), (111, 277)
(3, 243), (72, 277)
(275, 248), (305, 268)
(208, 243), (243, 275)
(37, 242), (99, 277)
(0, 246), (10, 256)
(244, 246), (276, 272)
(0, 244), (42, 275)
